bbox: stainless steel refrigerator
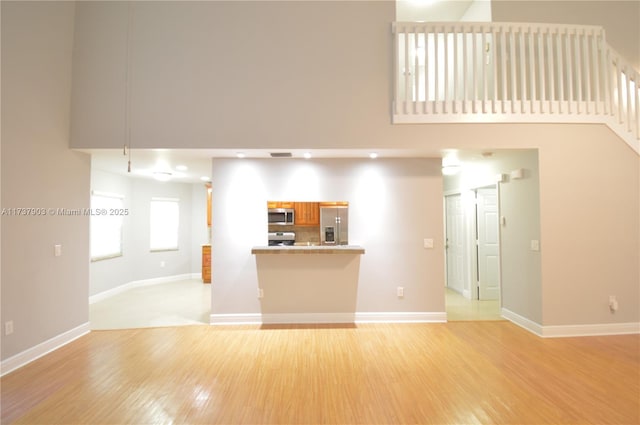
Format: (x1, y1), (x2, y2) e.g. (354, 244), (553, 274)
(320, 206), (348, 245)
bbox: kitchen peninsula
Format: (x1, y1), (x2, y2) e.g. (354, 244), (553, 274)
(250, 200), (365, 322)
(251, 245), (365, 254)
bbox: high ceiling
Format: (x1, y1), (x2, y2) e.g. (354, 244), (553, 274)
(86, 0), (490, 184)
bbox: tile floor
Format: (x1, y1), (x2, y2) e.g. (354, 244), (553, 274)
(90, 280), (502, 330)
(445, 287), (504, 321)
(89, 279), (211, 330)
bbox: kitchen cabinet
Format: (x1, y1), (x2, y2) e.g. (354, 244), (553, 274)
(267, 201), (294, 209)
(202, 245), (211, 283)
(319, 201), (348, 207)
(294, 202), (319, 226)
(206, 183), (212, 227)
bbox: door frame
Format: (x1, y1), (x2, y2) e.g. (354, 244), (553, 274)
(444, 183), (503, 305)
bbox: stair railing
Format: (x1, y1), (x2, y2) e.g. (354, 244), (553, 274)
(393, 22), (639, 153)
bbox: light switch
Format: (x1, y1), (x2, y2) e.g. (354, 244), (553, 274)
(530, 240), (540, 251)
(423, 238), (434, 249)
(54, 244), (62, 257)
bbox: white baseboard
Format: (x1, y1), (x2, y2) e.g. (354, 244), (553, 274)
(356, 311), (447, 323)
(210, 311), (447, 325)
(502, 308), (640, 338)
(1, 322), (90, 376)
(540, 322), (640, 338)
(210, 314), (263, 325)
(501, 308), (544, 336)
(89, 273), (196, 304)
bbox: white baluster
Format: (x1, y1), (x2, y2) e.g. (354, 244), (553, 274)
(453, 25), (458, 113)
(582, 29), (591, 114)
(519, 27), (526, 113)
(500, 27), (508, 113)
(574, 30), (582, 113)
(444, 25), (449, 113)
(472, 25), (478, 113)
(414, 26), (419, 114)
(556, 28), (564, 113)
(509, 27), (516, 113)
(592, 29), (600, 115)
(481, 27), (487, 113)
(424, 26), (429, 114)
(528, 27), (536, 113)
(538, 28), (546, 114)
(565, 31), (573, 113)
(547, 28), (555, 114)
(434, 25), (439, 113)
(463, 25), (468, 113)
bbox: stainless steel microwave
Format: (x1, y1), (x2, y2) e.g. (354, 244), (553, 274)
(268, 208), (294, 225)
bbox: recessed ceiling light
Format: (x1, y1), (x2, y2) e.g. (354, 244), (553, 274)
(369, 152), (378, 159)
(303, 152), (312, 159)
(200, 176), (211, 182)
(175, 165), (188, 171)
(153, 171), (172, 182)
(236, 152), (246, 159)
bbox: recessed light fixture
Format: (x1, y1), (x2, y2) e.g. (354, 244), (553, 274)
(153, 171), (172, 182)
(369, 152), (378, 159)
(303, 152), (312, 159)
(200, 176), (211, 182)
(441, 164), (461, 176)
(175, 165), (188, 171)
(236, 152), (246, 159)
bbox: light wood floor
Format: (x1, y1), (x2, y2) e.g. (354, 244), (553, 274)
(1, 322), (638, 424)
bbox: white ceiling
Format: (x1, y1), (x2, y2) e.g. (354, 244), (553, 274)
(83, 148), (447, 184)
(83, 147), (502, 184)
(396, 0), (476, 22)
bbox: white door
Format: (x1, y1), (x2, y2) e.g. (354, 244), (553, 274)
(445, 195), (465, 294)
(476, 187), (500, 300)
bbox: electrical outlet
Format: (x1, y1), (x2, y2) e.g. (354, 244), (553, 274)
(423, 238), (434, 249)
(54, 244), (62, 257)
(160, 261), (165, 268)
(397, 287), (404, 297)
(609, 296), (618, 312)
(5, 320), (14, 335)
(257, 288), (264, 299)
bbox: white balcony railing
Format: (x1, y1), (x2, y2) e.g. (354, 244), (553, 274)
(393, 22), (640, 153)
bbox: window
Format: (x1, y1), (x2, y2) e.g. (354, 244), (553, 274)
(90, 192), (124, 261)
(150, 198), (179, 251)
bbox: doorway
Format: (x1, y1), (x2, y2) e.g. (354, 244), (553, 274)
(445, 186), (502, 321)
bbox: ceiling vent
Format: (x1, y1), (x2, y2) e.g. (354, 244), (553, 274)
(270, 152), (292, 158)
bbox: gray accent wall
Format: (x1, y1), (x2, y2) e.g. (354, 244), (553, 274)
(1, 2), (90, 360)
(492, 0), (640, 70)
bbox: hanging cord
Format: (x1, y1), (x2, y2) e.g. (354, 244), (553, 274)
(124, 2), (133, 172)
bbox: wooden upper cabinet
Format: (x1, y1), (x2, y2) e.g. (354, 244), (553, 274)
(319, 201), (348, 207)
(268, 201), (294, 209)
(294, 202), (319, 226)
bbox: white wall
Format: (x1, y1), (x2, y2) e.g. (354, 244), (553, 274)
(1, 2), (91, 360)
(210, 158), (445, 321)
(89, 169), (208, 296)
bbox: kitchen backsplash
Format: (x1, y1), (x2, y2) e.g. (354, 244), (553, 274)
(268, 225), (321, 245)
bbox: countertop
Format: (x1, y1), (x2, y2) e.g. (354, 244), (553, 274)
(251, 245), (365, 255)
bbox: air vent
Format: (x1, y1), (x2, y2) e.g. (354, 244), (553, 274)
(270, 152), (292, 158)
